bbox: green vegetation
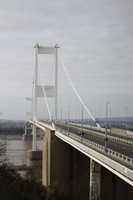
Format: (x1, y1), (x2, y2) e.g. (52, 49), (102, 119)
(0, 164), (45, 200)
(0, 165), (71, 200)
(0, 135), (71, 200)
(0, 127), (24, 134)
(0, 120), (24, 134)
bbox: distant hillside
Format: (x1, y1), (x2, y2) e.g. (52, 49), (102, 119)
(100, 117), (133, 122)
(0, 120), (24, 128)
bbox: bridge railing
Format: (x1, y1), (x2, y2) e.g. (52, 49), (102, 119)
(55, 128), (133, 186)
(55, 126), (133, 165)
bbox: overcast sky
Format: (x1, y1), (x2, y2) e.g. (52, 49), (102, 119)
(0, 0), (133, 120)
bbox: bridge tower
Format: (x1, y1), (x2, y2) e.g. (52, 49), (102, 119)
(32, 44), (59, 150)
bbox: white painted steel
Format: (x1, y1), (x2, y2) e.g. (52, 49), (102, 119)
(37, 85), (55, 98)
(29, 120), (51, 131)
(59, 51), (100, 128)
(38, 46), (55, 54)
(32, 124), (37, 151)
(27, 112), (32, 116)
(32, 44), (59, 149)
(26, 97), (33, 101)
(32, 44), (39, 151)
(55, 44), (58, 119)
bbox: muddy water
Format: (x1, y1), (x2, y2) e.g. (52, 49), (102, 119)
(0, 135), (43, 166)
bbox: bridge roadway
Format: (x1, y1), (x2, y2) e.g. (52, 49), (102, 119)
(74, 124), (133, 142)
(54, 122), (133, 169)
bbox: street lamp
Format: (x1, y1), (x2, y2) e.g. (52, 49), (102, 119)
(99, 109), (101, 130)
(75, 110), (76, 125)
(60, 108), (63, 133)
(125, 107), (128, 135)
(104, 102), (111, 152)
(68, 106), (71, 135)
(110, 108), (112, 133)
(80, 104), (83, 141)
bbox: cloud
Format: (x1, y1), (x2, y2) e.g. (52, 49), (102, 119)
(0, 0), (133, 119)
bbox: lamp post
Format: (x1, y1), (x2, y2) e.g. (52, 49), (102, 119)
(75, 110), (76, 125)
(110, 108), (112, 133)
(60, 108), (63, 133)
(104, 102), (110, 152)
(80, 104), (83, 141)
(68, 106), (71, 135)
(90, 109), (92, 129)
(125, 107), (128, 135)
(99, 109), (101, 130)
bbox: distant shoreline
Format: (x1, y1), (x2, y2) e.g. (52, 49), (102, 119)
(0, 126), (24, 135)
(0, 134), (23, 140)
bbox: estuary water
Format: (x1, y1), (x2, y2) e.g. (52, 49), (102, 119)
(1, 135), (43, 166)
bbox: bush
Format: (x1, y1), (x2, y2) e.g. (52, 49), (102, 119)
(0, 165), (46, 200)
(0, 165), (71, 200)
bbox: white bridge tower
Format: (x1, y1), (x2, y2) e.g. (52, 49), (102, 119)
(32, 44), (59, 150)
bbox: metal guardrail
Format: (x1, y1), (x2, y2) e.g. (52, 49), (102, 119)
(70, 123), (133, 146)
(83, 137), (133, 164)
(57, 127), (133, 165)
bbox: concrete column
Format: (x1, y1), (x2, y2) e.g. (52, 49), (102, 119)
(42, 128), (70, 190)
(24, 124), (27, 134)
(23, 134), (33, 141)
(32, 124), (37, 150)
(27, 150), (42, 182)
(23, 123), (33, 141)
(90, 159), (101, 200)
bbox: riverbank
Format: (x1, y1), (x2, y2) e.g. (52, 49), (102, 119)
(0, 134), (23, 140)
(0, 127), (24, 134)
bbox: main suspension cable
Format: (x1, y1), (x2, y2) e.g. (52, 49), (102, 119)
(58, 50), (100, 128)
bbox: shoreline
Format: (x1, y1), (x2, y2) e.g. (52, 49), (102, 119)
(0, 134), (23, 140)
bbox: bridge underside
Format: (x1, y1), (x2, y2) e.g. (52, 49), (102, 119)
(42, 128), (133, 200)
(101, 167), (133, 200)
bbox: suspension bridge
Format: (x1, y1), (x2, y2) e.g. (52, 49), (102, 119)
(24, 44), (133, 200)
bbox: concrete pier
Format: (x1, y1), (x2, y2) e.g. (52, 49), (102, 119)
(23, 121), (33, 141)
(89, 159), (101, 200)
(27, 150), (42, 182)
(23, 134), (33, 141)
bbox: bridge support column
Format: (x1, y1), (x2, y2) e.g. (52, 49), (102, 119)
(23, 123), (33, 141)
(32, 124), (37, 150)
(90, 159), (101, 200)
(27, 150), (42, 182)
(23, 134), (33, 141)
(42, 128), (70, 190)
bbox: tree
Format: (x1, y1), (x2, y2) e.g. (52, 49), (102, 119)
(0, 136), (7, 164)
